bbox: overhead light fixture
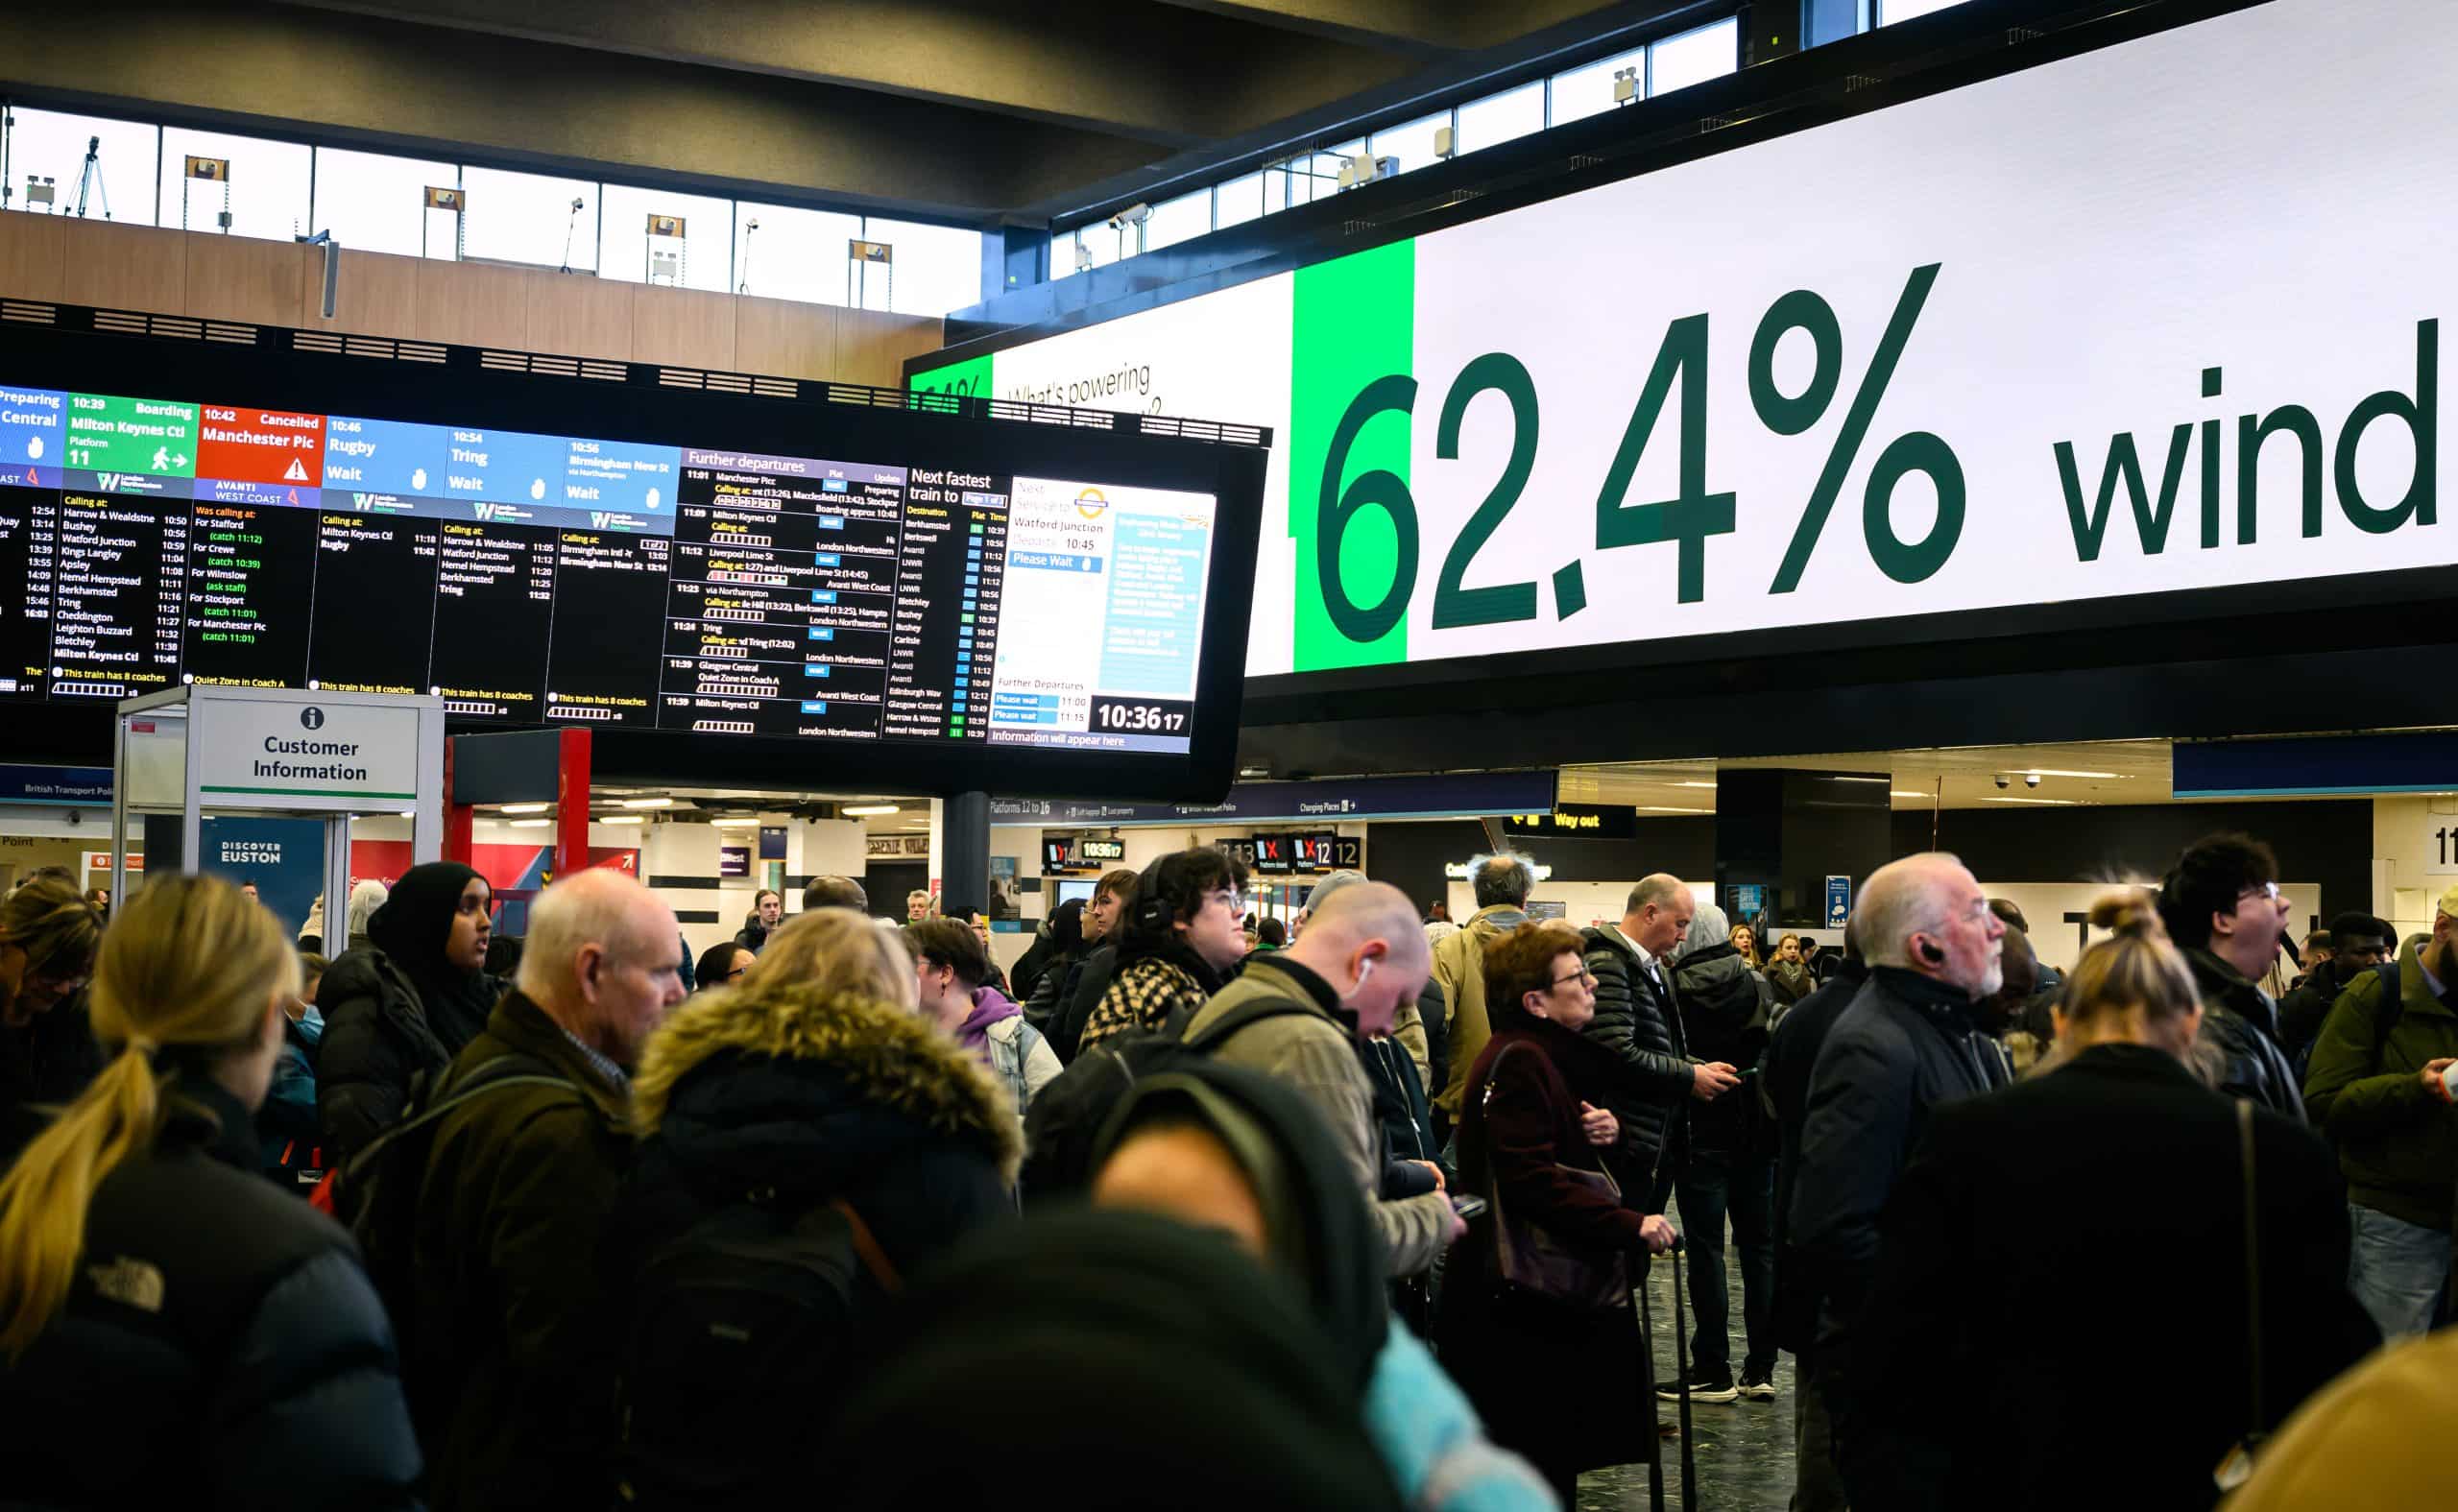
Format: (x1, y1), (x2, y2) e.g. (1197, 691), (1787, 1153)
(501, 803), (550, 814)
(1635, 804), (1712, 814)
(601, 815), (645, 826)
(508, 818), (551, 828)
(2010, 769), (2124, 780)
(1827, 775), (1892, 784)
(1671, 780), (1719, 789)
(842, 804), (901, 817)
(1891, 790), (1930, 799)
(1983, 796), (2085, 806)
(711, 817), (759, 828)
(621, 797), (674, 809)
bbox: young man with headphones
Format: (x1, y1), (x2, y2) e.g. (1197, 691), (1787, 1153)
(1784, 852), (2009, 1500)
(1074, 850), (1252, 1056)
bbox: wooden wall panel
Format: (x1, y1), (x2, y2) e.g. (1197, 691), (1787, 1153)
(183, 234), (303, 325)
(305, 246), (422, 339)
(59, 219), (184, 314)
(631, 284), (735, 372)
(734, 296), (838, 381)
(835, 308), (944, 388)
(413, 258), (527, 349)
(0, 214), (68, 303)
(525, 271), (633, 361)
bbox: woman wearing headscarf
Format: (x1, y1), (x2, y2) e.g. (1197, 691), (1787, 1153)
(0, 874), (421, 1508)
(1090, 1057), (1554, 1511)
(314, 861), (496, 1158)
(1439, 920), (1676, 1501)
(821, 1207), (1403, 1512)
(1012, 898), (1086, 1020)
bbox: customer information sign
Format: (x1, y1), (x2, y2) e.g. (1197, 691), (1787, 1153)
(914, 0), (2451, 678)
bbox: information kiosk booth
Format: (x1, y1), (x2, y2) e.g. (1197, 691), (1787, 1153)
(109, 686), (448, 918)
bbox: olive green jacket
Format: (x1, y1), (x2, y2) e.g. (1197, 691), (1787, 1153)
(2304, 942), (2458, 1233)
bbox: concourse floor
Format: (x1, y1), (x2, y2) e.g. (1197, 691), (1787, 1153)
(1571, 1193), (1798, 1511)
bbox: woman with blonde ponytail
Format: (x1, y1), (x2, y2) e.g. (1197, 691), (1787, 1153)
(0, 875), (421, 1509)
(1844, 889), (2378, 1512)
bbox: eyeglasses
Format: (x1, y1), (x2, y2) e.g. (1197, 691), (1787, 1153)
(2238, 881), (2281, 904)
(1550, 967), (1597, 990)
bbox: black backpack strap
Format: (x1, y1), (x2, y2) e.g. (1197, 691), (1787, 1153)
(1178, 996), (1316, 1054)
(338, 1053), (569, 1186)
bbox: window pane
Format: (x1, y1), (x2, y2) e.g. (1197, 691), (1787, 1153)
(1549, 47), (1648, 127)
(599, 182), (732, 291)
(734, 201), (863, 304)
(1277, 139), (1362, 206)
(159, 127), (310, 241)
(1368, 111), (1452, 176)
(1881, 0), (1967, 22)
(1214, 171), (1265, 229)
(1650, 18), (1739, 97)
(311, 148), (461, 258)
(1144, 190), (1212, 252)
(859, 217), (981, 317)
(1455, 83), (1544, 156)
(460, 166), (599, 272)
(7, 108), (157, 224)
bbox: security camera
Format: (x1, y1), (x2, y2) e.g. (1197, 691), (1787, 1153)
(2024, 774), (2041, 788)
(1109, 203), (1152, 229)
(1994, 775), (2011, 790)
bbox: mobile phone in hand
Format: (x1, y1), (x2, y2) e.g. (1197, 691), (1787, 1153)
(1451, 1195), (1489, 1220)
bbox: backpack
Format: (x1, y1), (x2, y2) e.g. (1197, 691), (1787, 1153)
(1019, 994), (1317, 1202)
(309, 1052), (570, 1379)
(614, 1194), (901, 1510)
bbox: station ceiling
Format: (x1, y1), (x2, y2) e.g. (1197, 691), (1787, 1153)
(1558, 740), (2186, 813)
(3, 0), (1727, 222)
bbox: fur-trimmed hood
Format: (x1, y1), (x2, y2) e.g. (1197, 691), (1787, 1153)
(632, 983), (1023, 1185)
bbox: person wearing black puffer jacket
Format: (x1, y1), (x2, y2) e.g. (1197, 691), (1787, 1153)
(609, 906), (1020, 1510)
(0, 875), (421, 1509)
(2156, 833), (2304, 1122)
(1579, 876), (1741, 1211)
(1668, 902), (1779, 1404)
(317, 860), (500, 1159)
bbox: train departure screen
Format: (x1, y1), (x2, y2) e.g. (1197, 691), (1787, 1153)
(0, 379), (1219, 756)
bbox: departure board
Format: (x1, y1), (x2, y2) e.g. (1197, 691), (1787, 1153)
(0, 380), (1222, 756)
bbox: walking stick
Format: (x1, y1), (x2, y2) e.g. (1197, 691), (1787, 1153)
(1638, 1260), (1666, 1512)
(1670, 1235), (1697, 1506)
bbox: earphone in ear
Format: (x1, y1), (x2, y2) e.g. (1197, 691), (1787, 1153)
(1918, 939), (1946, 966)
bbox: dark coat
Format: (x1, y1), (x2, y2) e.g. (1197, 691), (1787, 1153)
(2276, 956), (2359, 1065)
(2183, 948), (2304, 1122)
(1766, 957), (1817, 1007)
(1671, 941), (1773, 1157)
(410, 990), (632, 1511)
(1438, 1020), (1657, 1480)
(316, 947), (496, 1158)
(0, 987), (105, 1164)
(1578, 924), (1692, 1198)
(1790, 967), (2009, 1376)
(1851, 1044), (2378, 1512)
(732, 916), (769, 955)
(1764, 956), (1868, 1354)
(1048, 942), (1119, 1064)
(0, 1076), (422, 1509)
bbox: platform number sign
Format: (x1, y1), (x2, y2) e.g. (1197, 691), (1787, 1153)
(2427, 825), (2458, 876)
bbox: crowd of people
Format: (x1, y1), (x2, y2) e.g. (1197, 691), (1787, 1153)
(0, 828), (2451, 1509)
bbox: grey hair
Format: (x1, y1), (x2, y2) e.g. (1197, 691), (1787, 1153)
(1302, 869), (1369, 916)
(346, 878), (389, 939)
(1627, 875), (1687, 914)
(1677, 900), (1731, 960)
(1857, 852), (1965, 970)
(1470, 852), (1534, 909)
(517, 869), (659, 1001)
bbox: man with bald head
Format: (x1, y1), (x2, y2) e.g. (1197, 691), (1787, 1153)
(409, 866), (687, 1509)
(1183, 877), (1463, 1278)
(1789, 852), (2009, 1500)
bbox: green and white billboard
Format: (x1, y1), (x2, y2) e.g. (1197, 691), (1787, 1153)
(914, 0), (2449, 680)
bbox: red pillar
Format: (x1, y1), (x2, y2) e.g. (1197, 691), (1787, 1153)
(441, 735), (474, 866)
(553, 728), (592, 880)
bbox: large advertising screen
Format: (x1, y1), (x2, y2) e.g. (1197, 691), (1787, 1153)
(912, 0), (2450, 682)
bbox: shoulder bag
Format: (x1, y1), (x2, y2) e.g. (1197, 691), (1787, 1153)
(1482, 1041), (1630, 1311)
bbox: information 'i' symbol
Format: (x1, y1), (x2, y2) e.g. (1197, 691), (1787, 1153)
(301, 707), (325, 731)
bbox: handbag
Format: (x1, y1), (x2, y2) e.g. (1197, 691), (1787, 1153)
(1482, 1042), (1631, 1311)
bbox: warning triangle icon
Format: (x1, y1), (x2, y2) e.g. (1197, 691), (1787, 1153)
(283, 457), (310, 481)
